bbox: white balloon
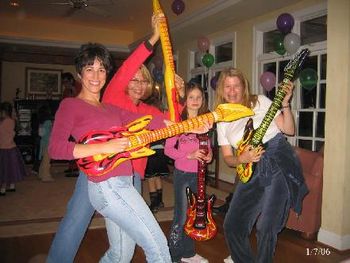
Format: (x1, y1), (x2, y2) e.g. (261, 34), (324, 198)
(195, 52), (204, 67)
(283, 33), (301, 55)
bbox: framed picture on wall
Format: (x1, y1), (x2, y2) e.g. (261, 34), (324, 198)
(26, 68), (62, 98)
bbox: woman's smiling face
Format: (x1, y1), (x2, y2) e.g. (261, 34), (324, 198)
(223, 76), (244, 104)
(127, 69), (149, 104)
(80, 58), (107, 95)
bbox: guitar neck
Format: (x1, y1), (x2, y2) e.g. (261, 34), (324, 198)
(128, 112), (216, 149)
(197, 134), (209, 200)
(251, 49), (310, 147)
(250, 72), (293, 147)
(153, 0), (179, 122)
(153, 0), (175, 73)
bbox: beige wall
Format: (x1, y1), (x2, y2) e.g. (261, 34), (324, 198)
(1, 61), (75, 102)
(175, 0), (350, 250)
(318, 0), (350, 250)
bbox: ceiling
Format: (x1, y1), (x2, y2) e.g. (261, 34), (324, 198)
(0, 0), (303, 64)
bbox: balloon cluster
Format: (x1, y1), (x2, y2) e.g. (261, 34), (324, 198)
(171, 0), (185, 15)
(274, 13), (301, 55)
(197, 36), (214, 68)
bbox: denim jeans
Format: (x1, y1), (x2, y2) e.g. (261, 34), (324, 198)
(133, 172), (142, 194)
(47, 172), (95, 263)
(223, 135), (296, 263)
(168, 168), (197, 262)
(47, 172), (143, 263)
(88, 175), (171, 263)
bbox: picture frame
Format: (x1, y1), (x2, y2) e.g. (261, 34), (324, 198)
(26, 68), (62, 98)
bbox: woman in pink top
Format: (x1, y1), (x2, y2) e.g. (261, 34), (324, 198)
(0, 102), (26, 196)
(48, 13), (171, 263)
(48, 41), (175, 262)
(164, 83), (212, 263)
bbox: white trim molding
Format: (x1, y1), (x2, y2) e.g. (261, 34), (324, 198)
(318, 228), (350, 251)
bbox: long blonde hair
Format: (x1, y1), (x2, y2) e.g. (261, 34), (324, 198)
(139, 64), (154, 100)
(214, 67), (257, 109)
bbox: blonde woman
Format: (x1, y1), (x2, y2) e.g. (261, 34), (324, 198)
(215, 67), (308, 263)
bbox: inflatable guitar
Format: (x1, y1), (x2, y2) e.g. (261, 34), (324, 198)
(184, 133), (217, 241)
(236, 48), (310, 183)
(153, 0), (180, 122)
(77, 103), (253, 177)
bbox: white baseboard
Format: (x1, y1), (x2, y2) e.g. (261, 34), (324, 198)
(318, 228), (350, 250)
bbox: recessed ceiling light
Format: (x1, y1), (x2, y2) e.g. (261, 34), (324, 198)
(10, 1), (20, 7)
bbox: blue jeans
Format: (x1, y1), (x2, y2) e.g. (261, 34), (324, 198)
(47, 172), (94, 263)
(88, 175), (171, 263)
(47, 172), (143, 263)
(133, 172), (142, 194)
(168, 168), (197, 262)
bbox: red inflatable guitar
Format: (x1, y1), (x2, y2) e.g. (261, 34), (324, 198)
(184, 133), (217, 241)
(76, 103), (254, 177)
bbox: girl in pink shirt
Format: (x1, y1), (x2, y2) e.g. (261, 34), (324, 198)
(164, 83), (212, 263)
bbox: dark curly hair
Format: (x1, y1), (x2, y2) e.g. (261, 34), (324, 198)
(74, 43), (113, 75)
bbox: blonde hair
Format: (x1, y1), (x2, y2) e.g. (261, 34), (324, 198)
(139, 64), (154, 100)
(214, 67), (257, 109)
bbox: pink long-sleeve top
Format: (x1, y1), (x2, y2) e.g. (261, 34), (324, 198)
(48, 98), (165, 183)
(164, 134), (212, 173)
(102, 41), (166, 178)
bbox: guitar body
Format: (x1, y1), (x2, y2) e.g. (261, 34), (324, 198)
(235, 48), (310, 183)
(236, 118), (257, 183)
(184, 134), (217, 241)
(184, 188), (217, 241)
(76, 116), (155, 177)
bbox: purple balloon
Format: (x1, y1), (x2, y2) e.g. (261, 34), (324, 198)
(276, 13), (295, 34)
(210, 76), (218, 90)
(171, 0), (185, 16)
(260, 71), (276, 91)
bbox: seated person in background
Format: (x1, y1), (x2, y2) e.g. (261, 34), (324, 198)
(62, 72), (81, 98)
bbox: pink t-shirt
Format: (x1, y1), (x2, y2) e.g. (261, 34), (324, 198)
(48, 98), (164, 182)
(164, 133), (212, 173)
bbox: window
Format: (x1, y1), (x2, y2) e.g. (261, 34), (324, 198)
(256, 10), (327, 151)
(215, 42), (233, 63)
(300, 15), (327, 45)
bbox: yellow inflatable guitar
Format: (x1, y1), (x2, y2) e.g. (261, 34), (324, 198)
(236, 48), (310, 183)
(153, 0), (180, 122)
(77, 103), (253, 177)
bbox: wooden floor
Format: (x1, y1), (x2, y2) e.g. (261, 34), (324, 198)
(1, 213), (350, 263)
